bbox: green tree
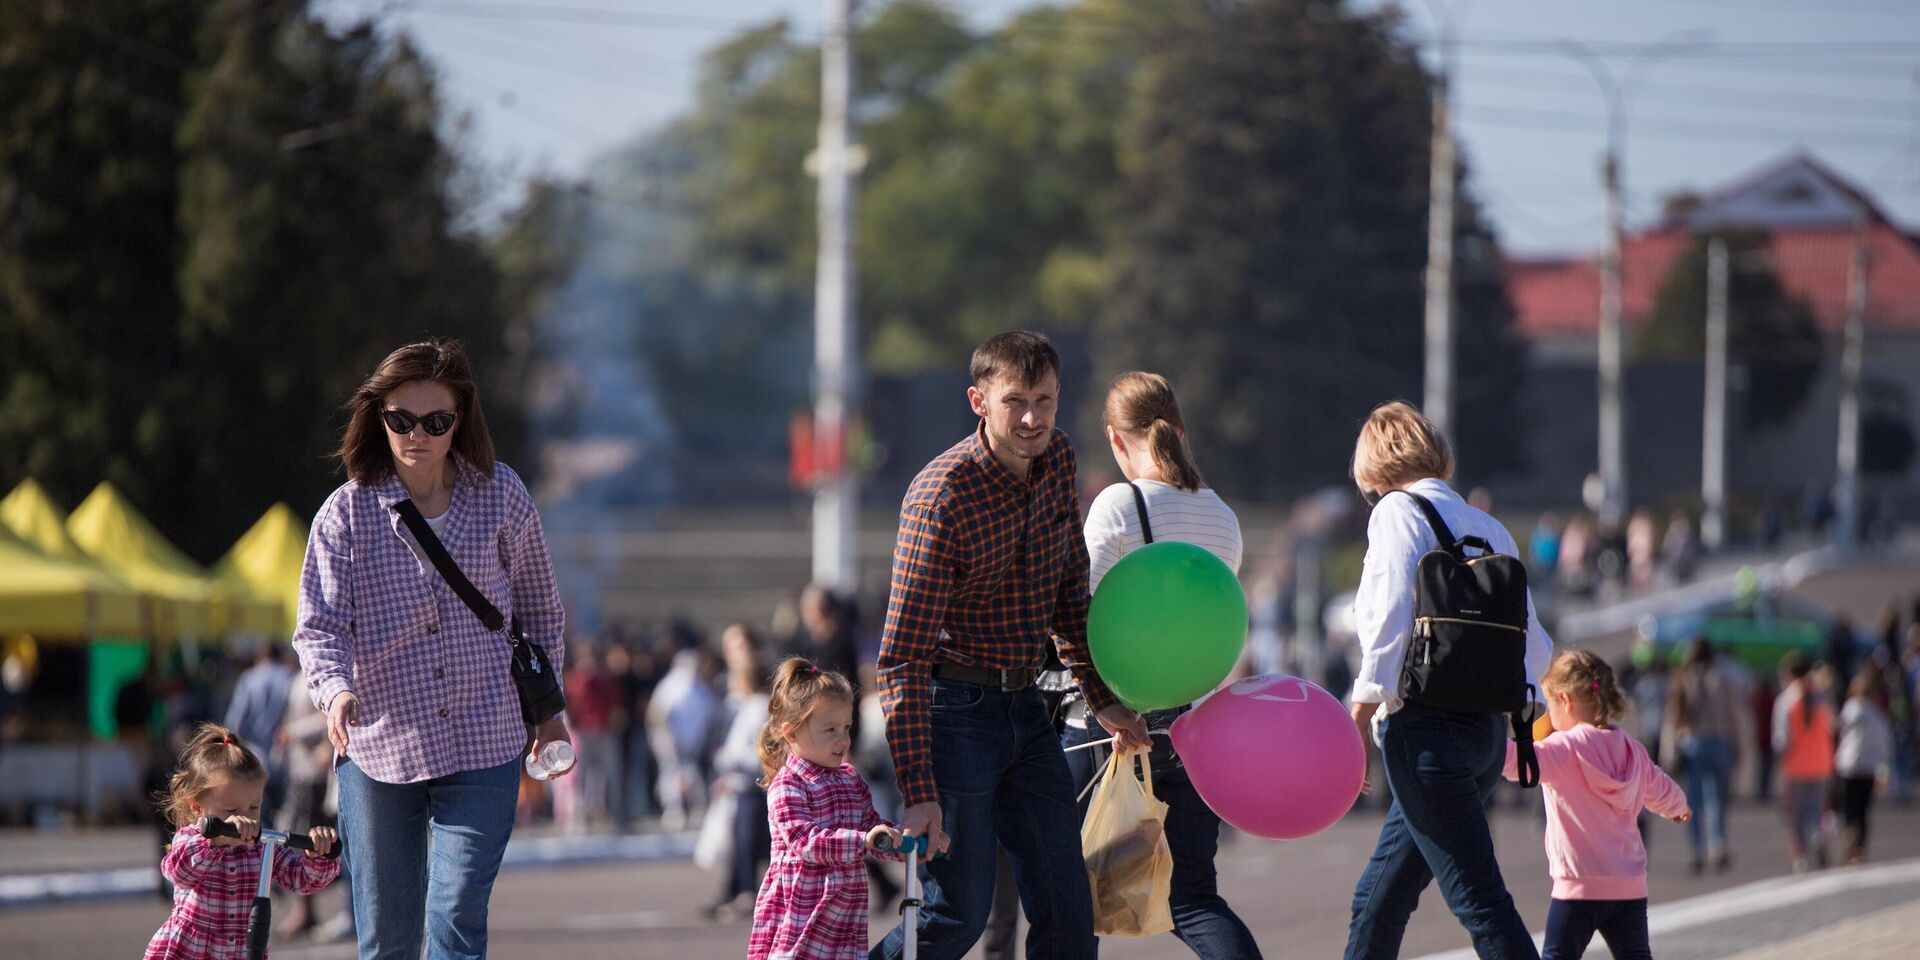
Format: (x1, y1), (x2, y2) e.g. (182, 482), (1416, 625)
(1098, 0), (1521, 499)
(1639, 228), (1822, 427)
(0, 1), (512, 560)
(0, 1), (201, 524)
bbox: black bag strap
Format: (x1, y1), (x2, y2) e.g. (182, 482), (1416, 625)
(1128, 482), (1155, 544)
(394, 500), (505, 632)
(1511, 686), (1542, 788)
(1392, 491), (1458, 554)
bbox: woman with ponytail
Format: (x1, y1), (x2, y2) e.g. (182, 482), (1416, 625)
(1071, 371), (1259, 960)
(747, 658), (909, 960)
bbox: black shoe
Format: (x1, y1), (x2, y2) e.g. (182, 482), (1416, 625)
(1688, 858), (1705, 876)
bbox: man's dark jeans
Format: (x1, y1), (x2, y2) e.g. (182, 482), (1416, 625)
(871, 679), (1095, 960)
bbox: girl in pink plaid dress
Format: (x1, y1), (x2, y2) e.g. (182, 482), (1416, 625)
(748, 659), (908, 960)
(146, 724), (341, 960)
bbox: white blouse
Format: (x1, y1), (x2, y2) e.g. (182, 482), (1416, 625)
(1349, 478), (1553, 716)
(1083, 479), (1243, 591)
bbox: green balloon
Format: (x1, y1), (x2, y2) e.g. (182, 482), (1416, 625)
(1088, 541), (1248, 711)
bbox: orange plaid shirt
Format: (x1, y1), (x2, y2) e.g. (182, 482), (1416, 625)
(876, 424), (1118, 808)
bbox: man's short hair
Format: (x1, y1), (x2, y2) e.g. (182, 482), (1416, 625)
(970, 331), (1061, 388)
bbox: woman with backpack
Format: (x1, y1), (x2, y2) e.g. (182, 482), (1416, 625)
(1343, 402), (1554, 960)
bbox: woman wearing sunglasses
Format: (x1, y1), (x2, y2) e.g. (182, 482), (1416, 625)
(292, 339), (569, 960)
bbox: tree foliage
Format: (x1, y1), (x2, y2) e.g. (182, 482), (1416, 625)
(498, 0), (1524, 501)
(1640, 228), (1822, 427)
(0, 1), (511, 560)
(1098, 0), (1522, 498)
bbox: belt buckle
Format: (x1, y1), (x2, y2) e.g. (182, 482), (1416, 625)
(998, 667), (1031, 692)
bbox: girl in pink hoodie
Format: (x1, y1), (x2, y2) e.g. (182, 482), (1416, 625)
(1505, 650), (1691, 960)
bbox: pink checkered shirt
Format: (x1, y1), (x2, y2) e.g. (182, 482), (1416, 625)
(292, 460), (566, 784)
(145, 821), (341, 960)
(748, 754), (897, 960)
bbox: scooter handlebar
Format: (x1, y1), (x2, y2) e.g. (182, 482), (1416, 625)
(197, 816), (339, 859)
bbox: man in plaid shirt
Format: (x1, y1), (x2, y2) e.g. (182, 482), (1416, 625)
(872, 331), (1150, 960)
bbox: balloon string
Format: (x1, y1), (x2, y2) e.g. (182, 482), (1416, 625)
(1063, 735), (1116, 755)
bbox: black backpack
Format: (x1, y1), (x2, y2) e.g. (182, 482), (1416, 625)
(1392, 491), (1541, 788)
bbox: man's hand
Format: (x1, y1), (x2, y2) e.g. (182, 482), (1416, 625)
(1096, 705), (1151, 753)
(530, 716), (574, 779)
(900, 801), (950, 856)
(327, 692), (359, 756)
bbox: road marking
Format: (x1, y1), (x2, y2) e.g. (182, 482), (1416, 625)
(1410, 858), (1920, 960)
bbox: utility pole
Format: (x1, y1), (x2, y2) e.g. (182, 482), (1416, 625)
(1597, 149), (1627, 530)
(812, 0), (858, 591)
(1561, 32), (1710, 531)
(1835, 208), (1871, 550)
(1701, 238), (1728, 552)
(1423, 76), (1455, 437)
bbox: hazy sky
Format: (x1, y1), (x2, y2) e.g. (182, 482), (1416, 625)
(321, 1), (1920, 255)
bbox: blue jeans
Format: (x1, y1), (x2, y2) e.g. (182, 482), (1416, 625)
(336, 757), (519, 960)
(1543, 898), (1650, 960)
(1063, 721), (1263, 959)
(872, 679), (1095, 960)
(1345, 703), (1537, 960)
(1680, 737), (1734, 860)
(1783, 778), (1826, 859)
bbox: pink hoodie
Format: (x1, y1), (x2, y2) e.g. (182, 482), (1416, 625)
(1504, 724), (1691, 900)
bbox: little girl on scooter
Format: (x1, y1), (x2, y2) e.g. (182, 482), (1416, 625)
(145, 724), (341, 960)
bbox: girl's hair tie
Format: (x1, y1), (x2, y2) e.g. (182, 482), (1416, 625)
(221, 735), (234, 745)
(804, 663), (819, 675)
(1589, 681), (1600, 692)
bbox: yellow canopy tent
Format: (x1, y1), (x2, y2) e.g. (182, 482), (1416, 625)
(1, 478), (92, 561)
(0, 514), (152, 741)
(215, 503), (309, 637)
(0, 521), (145, 636)
(66, 482), (233, 640)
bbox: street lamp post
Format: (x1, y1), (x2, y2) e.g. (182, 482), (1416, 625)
(1560, 33), (1711, 532)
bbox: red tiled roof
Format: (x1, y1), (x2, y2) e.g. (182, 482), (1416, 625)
(1506, 225), (1920, 339)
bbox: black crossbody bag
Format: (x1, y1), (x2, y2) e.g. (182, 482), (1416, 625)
(394, 499), (567, 726)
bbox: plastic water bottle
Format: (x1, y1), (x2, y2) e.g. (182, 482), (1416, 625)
(525, 740), (575, 781)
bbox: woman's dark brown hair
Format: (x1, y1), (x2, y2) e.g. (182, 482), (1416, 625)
(334, 339), (495, 484)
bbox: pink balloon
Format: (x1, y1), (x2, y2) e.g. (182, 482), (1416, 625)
(1170, 674), (1365, 840)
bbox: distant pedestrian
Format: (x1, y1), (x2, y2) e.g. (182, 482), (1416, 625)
(1773, 652), (1835, 872)
(1663, 638), (1743, 874)
(1834, 668), (1894, 865)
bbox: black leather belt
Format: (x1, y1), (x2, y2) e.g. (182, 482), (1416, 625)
(934, 662), (1041, 691)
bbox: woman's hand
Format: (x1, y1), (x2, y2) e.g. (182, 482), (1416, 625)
(1350, 702), (1380, 795)
(530, 716), (573, 779)
(306, 826), (338, 858)
(327, 692), (359, 757)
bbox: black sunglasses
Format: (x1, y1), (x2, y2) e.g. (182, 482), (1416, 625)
(382, 408), (458, 436)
